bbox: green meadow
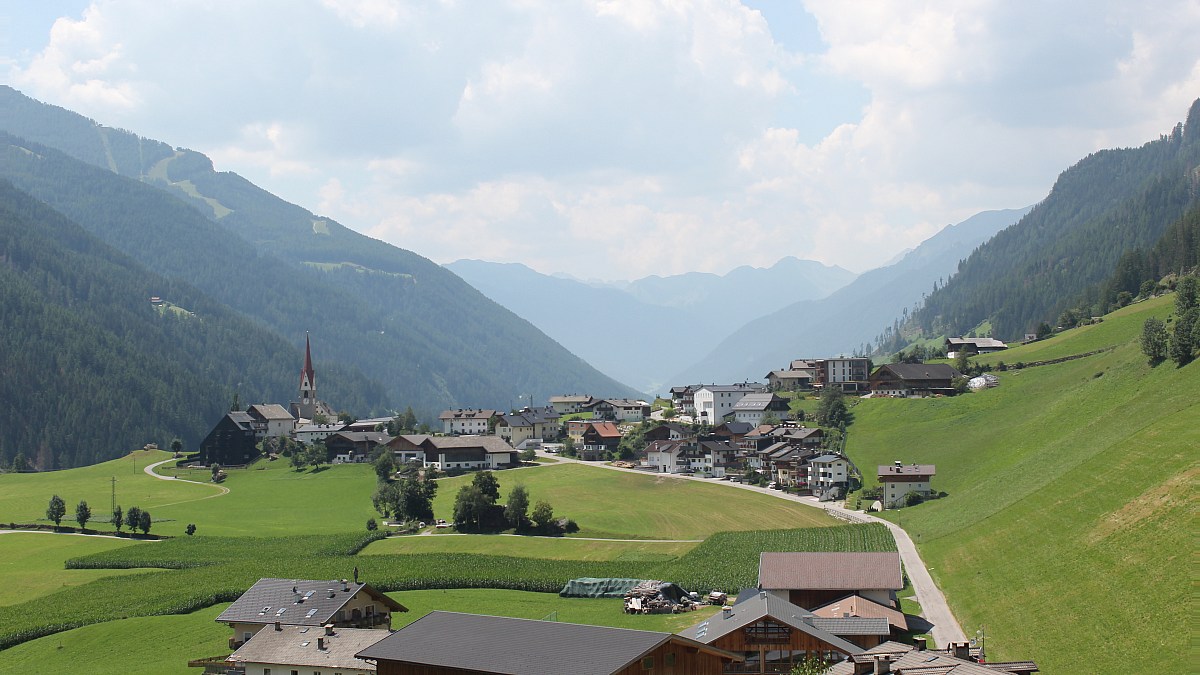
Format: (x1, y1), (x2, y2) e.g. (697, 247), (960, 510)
(0, 444), (891, 672)
(847, 295), (1196, 674)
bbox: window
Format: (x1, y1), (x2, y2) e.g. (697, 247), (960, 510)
(664, 653), (676, 666)
(641, 656), (655, 670)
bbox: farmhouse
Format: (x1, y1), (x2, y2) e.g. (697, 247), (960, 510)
(226, 623), (382, 675)
(324, 430), (391, 463)
(494, 406), (561, 447)
(216, 578), (405, 650)
(437, 408), (497, 435)
(245, 403), (296, 438)
(678, 591), (868, 672)
(869, 363), (961, 397)
(578, 420), (622, 460)
(644, 422), (693, 443)
(878, 462), (936, 508)
(758, 551), (903, 610)
(197, 411), (259, 466)
(812, 594), (909, 634)
(419, 436), (518, 471)
(356, 611), (743, 674)
(944, 336), (1008, 358)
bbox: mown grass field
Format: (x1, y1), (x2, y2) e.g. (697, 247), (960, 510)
(363, 534), (698, 561)
(431, 463), (836, 539)
(0, 534), (159, 606)
(847, 295), (1196, 674)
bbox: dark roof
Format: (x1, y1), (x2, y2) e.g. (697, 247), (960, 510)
(247, 404), (295, 421)
(825, 641), (1031, 675)
(809, 454), (845, 464)
(810, 616), (891, 636)
(438, 408), (497, 420)
(759, 552), (903, 591)
(874, 363), (961, 381)
(422, 436), (515, 454)
(356, 611), (740, 674)
(678, 593), (863, 655)
(216, 578), (404, 627)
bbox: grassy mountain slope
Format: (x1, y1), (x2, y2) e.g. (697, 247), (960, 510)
(905, 99), (1200, 342)
(670, 208), (1028, 385)
(847, 295), (1195, 673)
(0, 87), (640, 417)
(0, 180), (383, 468)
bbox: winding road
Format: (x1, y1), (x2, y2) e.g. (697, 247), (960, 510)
(536, 451), (967, 647)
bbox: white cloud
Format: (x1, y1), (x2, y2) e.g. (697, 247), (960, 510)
(4, 0), (1198, 279)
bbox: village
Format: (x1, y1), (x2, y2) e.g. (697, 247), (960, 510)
(183, 335), (1040, 674)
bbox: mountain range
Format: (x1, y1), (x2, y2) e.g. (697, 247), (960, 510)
(445, 257), (855, 391)
(0, 87), (640, 467)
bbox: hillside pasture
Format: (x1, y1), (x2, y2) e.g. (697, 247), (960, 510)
(0, 534), (159, 606)
(847, 295), (1196, 674)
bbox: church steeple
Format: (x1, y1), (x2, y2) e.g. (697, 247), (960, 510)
(300, 333), (316, 404)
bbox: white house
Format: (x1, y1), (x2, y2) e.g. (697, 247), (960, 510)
(731, 393), (791, 424)
(877, 461), (936, 507)
(692, 384), (766, 426)
(548, 395), (594, 414)
(245, 404), (295, 439)
(643, 440), (689, 473)
(226, 624), (383, 675)
(808, 454), (851, 493)
(437, 409), (496, 435)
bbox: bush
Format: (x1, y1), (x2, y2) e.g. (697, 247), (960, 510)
(366, 518), (378, 531)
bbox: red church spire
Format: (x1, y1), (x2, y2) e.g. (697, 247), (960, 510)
(301, 333), (315, 398)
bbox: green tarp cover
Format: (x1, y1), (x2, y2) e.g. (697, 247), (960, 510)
(559, 577), (646, 598)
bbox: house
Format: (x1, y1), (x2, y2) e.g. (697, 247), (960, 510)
(355, 611), (742, 675)
(216, 577), (405, 650)
(812, 594), (909, 635)
(324, 431), (391, 463)
(677, 591), (867, 672)
(827, 640), (1039, 675)
(644, 422), (693, 443)
(758, 551), (904, 610)
(643, 440), (689, 473)
(693, 384), (767, 426)
(225, 624), (383, 675)
(495, 407), (561, 447)
(342, 417), (397, 433)
(710, 421), (753, 445)
(385, 434), (431, 465)
(765, 359), (819, 391)
(730, 393), (791, 424)
(877, 462), (936, 508)
(869, 363), (961, 397)
(420, 436), (518, 471)
(245, 404), (296, 438)
(774, 425), (824, 448)
(814, 358), (872, 394)
(944, 336), (1008, 358)
(293, 422), (345, 445)
(668, 384), (701, 415)
(197, 411), (259, 466)
(808, 454), (852, 498)
(584, 398), (651, 422)
(548, 394), (594, 414)
(692, 439), (741, 477)
(437, 408), (497, 435)
(579, 420), (622, 460)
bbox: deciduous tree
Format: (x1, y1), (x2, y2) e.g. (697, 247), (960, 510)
(125, 506), (142, 533)
(1140, 317), (1169, 363)
(46, 494), (66, 527)
(505, 484), (530, 531)
(112, 505), (123, 533)
(137, 509), (152, 535)
(531, 500), (555, 532)
(75, 500), (91, 530)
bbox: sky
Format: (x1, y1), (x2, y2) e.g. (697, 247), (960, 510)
(2, 1), (1198, 280)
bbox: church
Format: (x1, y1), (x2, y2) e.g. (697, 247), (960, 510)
(197, 334), (335, 465)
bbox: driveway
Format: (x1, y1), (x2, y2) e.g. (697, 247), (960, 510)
(535, 450), (967, 647)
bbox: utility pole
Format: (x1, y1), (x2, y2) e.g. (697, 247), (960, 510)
(110, 476), (117, 524)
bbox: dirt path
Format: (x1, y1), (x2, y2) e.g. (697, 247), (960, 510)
(535, 450), (967, 646)
(142, 458), (230, 508)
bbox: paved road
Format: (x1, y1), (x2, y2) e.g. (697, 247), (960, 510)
(143, 457), (230, 508)
(536, 451), (967, 646)
(0, 529), (162, 541)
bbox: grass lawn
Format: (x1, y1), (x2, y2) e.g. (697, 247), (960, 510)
(432, 463), (837, 539)
(0, 450), (217, 527)
(151, 459), (379, 537)
(0, 534), (160, 606)
(846, 295), (1196, 674)
(362, 534), (697, 561)
(0, 602), (229, 675)
(391, 588), (720, 634)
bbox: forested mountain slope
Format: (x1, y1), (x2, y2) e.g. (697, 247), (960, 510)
(904, 99), (1200, 341)
(0, 179), (383, 469)
(669, 208), (1028, 385)
(0, 88), (640, 414)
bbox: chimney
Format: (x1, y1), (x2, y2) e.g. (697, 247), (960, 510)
(953, 642), (970, 660)
(853, 659), (874, 675)
(874, 655), (893, 674)
(722, 606), (733, 618)
(914, 636), (926, 651)
(317, 637), (325, 651)
(324, 624), (334, 636)
(274, 621), (281, 632)
(894, 460), (902, 467)
(328, 589), (336, 599)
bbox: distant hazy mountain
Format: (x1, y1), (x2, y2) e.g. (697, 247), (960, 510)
(668, 208), (1031, 387)
(446, 257), (856, 392)
(0, 86), (641, 426)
